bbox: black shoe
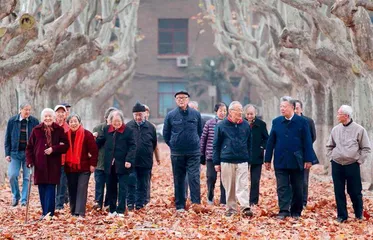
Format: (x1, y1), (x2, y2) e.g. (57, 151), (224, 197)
(336, 217), (347, 223)
(127, 204), (134, 211)
(356, 216), (363, 220)
(225, 210), (236, 217)
(135, 205), (143, 210)
(21, 202), (26, 207)
(11, 199), (19, 207)
(93, 204), (102, 210)
(242, 208), (253, 217)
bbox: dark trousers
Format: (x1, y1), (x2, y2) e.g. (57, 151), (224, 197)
(249, 164), (262, 205)
(66, 172), (90, 217)
(128, 167), (151, 209)
(56, 166), (68, 209)
(331, 161), (363, 220)
(303, 168), (310, 206)
(275, 169), (304, 216)
(94, 169), (109, 208)
(127, 172), (136, 207)
(171, 154), (201, 209)
(106, 165), (128, 214)
(145, 171), (152, 205)
(206, 160), (226, 204)
(38, 184), (56, 216)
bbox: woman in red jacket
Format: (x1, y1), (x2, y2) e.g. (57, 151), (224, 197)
(65, 113), (98, 217)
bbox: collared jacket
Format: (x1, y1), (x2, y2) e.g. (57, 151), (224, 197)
(127, 120), (157, 169)
(213, 118), (251, 165)
(265, 114), (313, 170)
(26, 123), (69, 185)
(163, 106), (202, 155)
(301, 114), (319, 165)
(247, 117), (269, 165)
(5, 114), (39, 156)
(200, 117), (220, 160)
(93, 122), (106, 170)
(96, 124), (136, 175)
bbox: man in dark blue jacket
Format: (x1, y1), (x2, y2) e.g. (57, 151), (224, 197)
(163, 91), (202, 212)
(265, 96), (313, 219)
(4, 103), (39, 207)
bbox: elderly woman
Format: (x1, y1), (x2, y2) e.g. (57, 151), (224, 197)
(26, 108), (69, 219)
(65, 113), (98, 217)
(200, 102), (227, 205)
(96, 110), (136, 217)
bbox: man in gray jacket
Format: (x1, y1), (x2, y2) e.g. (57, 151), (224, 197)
(326, 105), (371, 223)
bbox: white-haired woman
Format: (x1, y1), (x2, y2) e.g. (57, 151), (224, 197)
(26, 108), (69, 219)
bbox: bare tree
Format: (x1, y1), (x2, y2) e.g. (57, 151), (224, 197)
(202, 0), (373, 185)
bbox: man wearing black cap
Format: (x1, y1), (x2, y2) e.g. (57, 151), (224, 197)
(127, 102), (157, 210)
(163, 91), (203, 212)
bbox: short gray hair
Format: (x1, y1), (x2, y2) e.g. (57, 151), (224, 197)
(104, 107), (117, 120)
(67, 113), (82, 123)
(108, 110), (125, 123)
(188, 101), (199, 109)
(228, 101), (242, 110)
(280, 96), (295, 109)
(19, 102), (31, 110)
(339, 105), (353, 116)
(40, 108), (55, 121)
(243, 104), (257, 114)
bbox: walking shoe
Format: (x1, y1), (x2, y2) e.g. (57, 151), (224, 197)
(11, 199), (19, 207)
(93, 204), (102, 210)
(127, 204), (134, 211)
(207, 200), (214, 205)
(176, 209), (186, 213)
(117, 213), (125, 218)
(242, 208), (253, 217)
(108, 212), (117, 217)
(21, 202), (26, 207)
(336, 217), (347, 223)
(225, 209), (236, 217)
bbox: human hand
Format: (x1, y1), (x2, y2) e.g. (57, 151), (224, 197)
(44, 147), (53, 155)
(90, 166), (95, 173)
(125, 162), (131, 168)
(214, 165), (221, 172)
(5, 156), (10, 162)
(304, 162), (312, 169)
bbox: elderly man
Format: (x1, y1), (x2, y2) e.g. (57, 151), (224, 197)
(213, 101), (252, 217)
(163, 91), (202, 212)
(127, 102), (157, 210)
(5, 103), (39, 206)
(294, 100), (319, 207)
(326, 105), (371, 223)
(265, 96), (313, 219)
(243, 104), (268, 206)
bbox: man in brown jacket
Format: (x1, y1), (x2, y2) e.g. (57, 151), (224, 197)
(326, 105), (371, 223)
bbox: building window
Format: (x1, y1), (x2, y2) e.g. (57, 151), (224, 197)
(158, 82), (187, 117)
(158, 19), (188, 55)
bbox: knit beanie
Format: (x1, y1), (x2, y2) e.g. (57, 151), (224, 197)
(132, 102), (146, 112)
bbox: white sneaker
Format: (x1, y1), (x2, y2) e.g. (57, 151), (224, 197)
(117, 213), (125, 218)
(176, 209), (186, 213)
(207, 200), (214, 205)
(108, 211), (117, 217)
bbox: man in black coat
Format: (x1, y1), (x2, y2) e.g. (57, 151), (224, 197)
(244, 104), (269, 206)
(126, 102), (157, 210)
(294, 100), (319, 207)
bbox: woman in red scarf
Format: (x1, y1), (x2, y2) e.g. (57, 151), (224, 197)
(65, 113), (98, 218)
(26, 108), (69, 219)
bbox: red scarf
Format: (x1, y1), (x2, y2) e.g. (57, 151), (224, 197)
(66, 126), (85, 170)
(43, 123), (54, 147)
(227, 115), (243, 124)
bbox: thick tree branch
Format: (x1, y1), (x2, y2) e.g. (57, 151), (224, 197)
(0, 0), (17, 21)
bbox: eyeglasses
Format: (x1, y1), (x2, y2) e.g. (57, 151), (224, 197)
(176, 97), (188, 100)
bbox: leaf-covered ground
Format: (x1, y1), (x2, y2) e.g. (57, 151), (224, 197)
(1, 143), (373, 239)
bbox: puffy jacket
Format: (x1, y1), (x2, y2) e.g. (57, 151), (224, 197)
(213, 118), (251, 165)
(163, 106), (202, 155)
(126, 120), (157, 169)
(5, 114), (39, 156)
(200, 117), (220, 160)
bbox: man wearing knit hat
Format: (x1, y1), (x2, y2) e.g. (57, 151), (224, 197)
(163, 91), (203, 212)
(126, 102), (157, 210)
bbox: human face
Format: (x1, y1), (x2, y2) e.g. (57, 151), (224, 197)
(188, 103), (198, 111)
(216, 106), (227, 120)
(133, 112), (145, 124)
(55, 108), (66, 122)
(175, 94), (189, 110)
(42, 112), (54, 126)
(68, 116), (81, 132)
(337, 108), (349, 124)
(229, 104), (243, 122)
(245, 106), (256, 123)
(111, 115), (123, 129)
(295, 102), (303, 116)
(145, 110), (150, 121)
(280, 101), (294, 119)
(20, 105), (31, 119)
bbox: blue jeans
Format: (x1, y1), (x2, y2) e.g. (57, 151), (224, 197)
(94, 169), (109, 208)
(171, 154), (201, 210)
(128, 167), (151, 209)
(38, 184), (56, 216)
(56, 166), (68, 209)
(8, 151), (29, 204)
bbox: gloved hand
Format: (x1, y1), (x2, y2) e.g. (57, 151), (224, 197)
(200, 155), (206, 165)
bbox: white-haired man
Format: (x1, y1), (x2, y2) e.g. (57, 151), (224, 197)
(326, 105), (371, 223)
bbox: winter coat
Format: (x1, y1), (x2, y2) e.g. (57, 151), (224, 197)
(200, 117), (220, 160)
(5, 114), (39, 156)
(64, 129), (98, 173)
(247, 117), (269, 165)
(96, 124), (136, 175)
(264, 114), (313, 170)
(213, 118), (251, 165)
(26, 123), (69, 185)
(127, 120), (157, 169)
(163, 106), (202, 155)
(301, 114), (319, 165)
(93, 122), (106, 170)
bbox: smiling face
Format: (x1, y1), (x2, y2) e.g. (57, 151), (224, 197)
(216, 105), (227, 120)
(55, 108), (66, 123)
(228, 103), (243, 123)
(68, 116), (81, 132)
(42, 111), (55, 126)
(245, 106), (256, 123)
(111, 115), (123, 129)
